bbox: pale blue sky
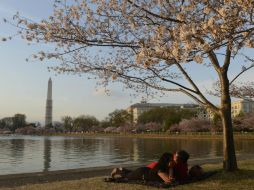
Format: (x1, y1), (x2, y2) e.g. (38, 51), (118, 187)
(0, 0), (253, 124)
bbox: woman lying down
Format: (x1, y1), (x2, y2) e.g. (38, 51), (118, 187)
(106, 151), (204, 184)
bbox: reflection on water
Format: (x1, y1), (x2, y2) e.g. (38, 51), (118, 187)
(43, 138), (51, 172)
(0, 135), (253, 175)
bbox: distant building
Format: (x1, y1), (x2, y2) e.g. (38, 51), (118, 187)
(127, 102), (198, 123)
(196, 107), (214, 121)
(45, 78), (53, 127)
(128, 99), (254, 122)
(231, 99), (254, 117)
(196, 99), (254, 121)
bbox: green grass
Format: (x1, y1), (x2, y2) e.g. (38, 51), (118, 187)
(1, 160), (254, 190)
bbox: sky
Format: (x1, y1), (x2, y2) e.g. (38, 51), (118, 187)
(0, 0), (254, 124)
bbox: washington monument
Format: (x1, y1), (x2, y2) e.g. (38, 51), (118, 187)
(45, 78), (53, 127)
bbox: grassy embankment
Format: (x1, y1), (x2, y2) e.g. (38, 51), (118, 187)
(1, 159), (254, 190)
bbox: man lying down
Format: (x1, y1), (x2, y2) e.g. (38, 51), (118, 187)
(104, 151), (216, 188)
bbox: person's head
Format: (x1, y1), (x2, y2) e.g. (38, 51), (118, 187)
(154, 152), (173, 172)
(174, 150), (190, 164)
(188, 165), (204, 179)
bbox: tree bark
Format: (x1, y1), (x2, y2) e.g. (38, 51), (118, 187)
(220, 72), (238, 171)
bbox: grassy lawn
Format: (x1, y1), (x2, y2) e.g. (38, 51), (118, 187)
(1, 160), (254, 190)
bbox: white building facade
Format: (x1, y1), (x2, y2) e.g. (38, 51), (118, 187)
(231, 99), (254, 117)
(127, 102), (198, 123)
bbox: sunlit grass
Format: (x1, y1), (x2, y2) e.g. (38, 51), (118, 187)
(1, 159), (254, 190)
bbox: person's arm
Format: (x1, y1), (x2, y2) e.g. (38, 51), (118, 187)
(168, 167), (174, 179)
(168, 161), (175, 180)
(157, 171), (174, 183)
(157, 161), (175, 183)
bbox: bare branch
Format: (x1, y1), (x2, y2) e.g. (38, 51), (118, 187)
(230, 64), (254, 85)
(146, 67), (197, 94)
(127, 0), (185, 24)
(222, 42), (232, 71)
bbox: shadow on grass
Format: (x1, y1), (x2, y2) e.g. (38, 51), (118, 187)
(209, 169), (254, 182)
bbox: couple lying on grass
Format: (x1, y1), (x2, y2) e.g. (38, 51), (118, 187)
(109, 150), (203, 185)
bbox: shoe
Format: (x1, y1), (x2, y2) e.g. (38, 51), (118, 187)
(111, 167), (122, 178)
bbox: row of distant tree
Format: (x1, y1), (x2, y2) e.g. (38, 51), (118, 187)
(59, 109), (131, 132)
(1, 107), (253, 134)
(137, 107), (196, 131)
(59, 108), (196, 132)
(0, 114), (27, 132)
(0, 109), (132, 133)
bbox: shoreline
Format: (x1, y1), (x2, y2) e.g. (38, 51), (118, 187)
(44, 133), (254, 140)
(3, 132), (254, 140)
(1, 155), (254, 188)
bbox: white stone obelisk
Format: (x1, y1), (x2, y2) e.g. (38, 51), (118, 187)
(45, 78), (53, 127)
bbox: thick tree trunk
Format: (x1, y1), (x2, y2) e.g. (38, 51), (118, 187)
(220, 107), (238, 171)
(220, 72), (238, 171)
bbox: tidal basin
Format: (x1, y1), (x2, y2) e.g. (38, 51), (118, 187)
(0, 135), (254, 175)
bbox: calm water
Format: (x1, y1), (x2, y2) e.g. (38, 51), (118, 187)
(0, 135), (254, 175)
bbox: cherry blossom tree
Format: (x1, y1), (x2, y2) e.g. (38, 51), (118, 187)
(210, 56), (254, 99)
(6, 0), (254, 171)
(169, 118), (211, 133)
